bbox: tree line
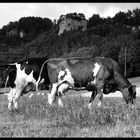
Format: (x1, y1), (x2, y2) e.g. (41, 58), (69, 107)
(0, 8), (140, 86)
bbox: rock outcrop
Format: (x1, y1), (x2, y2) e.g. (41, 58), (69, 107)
(58, 15), (87, 35)
(6, 29), (25, 38)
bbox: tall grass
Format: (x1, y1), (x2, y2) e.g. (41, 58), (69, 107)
(0, 93), (140, 137)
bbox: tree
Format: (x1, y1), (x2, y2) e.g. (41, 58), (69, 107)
(126, 10), (133, 26)
(118, 35), (140, 77)
(78, 13), (86, 20)
(132, 8), (140, 26)
(113, 11), (128, 25)
(87, 14), (104, 28)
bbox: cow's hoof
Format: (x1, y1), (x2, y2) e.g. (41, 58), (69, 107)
(58, 98), (64, 107)
(88, 103), (92, 110)
(48, 103), (55, 108)
(59, 103), (64, 108)
(97, 101), (102, 107)
(8, 103), (13, 111)
(8, 106), (12, 111)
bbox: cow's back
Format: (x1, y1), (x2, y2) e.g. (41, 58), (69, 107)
(47, 57), (99, 87)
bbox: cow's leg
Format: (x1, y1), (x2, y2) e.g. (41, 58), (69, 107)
(7, 89), (13, 110)
(7, 88), (15, 110)
(88, 89), (97, 109)
(35, 82), (39, 91)
(48, 83), (58, 105)
(57, 83), (69, 107)
(96, 88), (103, 107)
(12, 87), (23, 110)
(57, 97), (64, 107)
(95, 81), (104, 107)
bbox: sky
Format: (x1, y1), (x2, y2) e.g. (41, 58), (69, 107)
(0, 3), (140, 29)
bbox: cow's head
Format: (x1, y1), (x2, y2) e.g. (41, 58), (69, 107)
(128, 85), (137, 103)
(122, 84), (137, 105)
(22, 82), (36, 95)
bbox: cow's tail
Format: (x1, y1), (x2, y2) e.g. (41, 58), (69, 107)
(36, 57), (63, 91)
(36, 59), (50, 91)
(4, 75), (9, 95)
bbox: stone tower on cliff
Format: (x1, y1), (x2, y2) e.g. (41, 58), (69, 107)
(58, 13), (87, 35)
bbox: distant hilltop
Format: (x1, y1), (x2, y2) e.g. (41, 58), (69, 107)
(57, 13), (87, 35)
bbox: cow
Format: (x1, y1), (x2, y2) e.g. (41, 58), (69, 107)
(43, 57), (136, 108)
(2, 57), (50, 110)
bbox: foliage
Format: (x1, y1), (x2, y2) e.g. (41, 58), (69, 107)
(0, 16), (53, 45)
(0, 8), (140, 85)
(87, 14), (104, 28)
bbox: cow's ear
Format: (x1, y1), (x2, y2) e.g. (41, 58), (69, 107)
(129, 85), (136, 93)
(132, 85), (136, 91)
(131, 85), (136, 90)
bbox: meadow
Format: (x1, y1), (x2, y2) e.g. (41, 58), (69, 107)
(0, 77), (140, 137)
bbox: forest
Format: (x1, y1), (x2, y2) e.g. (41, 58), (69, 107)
(0, 8), (140, 86)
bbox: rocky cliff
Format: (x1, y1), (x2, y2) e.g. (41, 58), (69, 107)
(58, 15), (87, 35)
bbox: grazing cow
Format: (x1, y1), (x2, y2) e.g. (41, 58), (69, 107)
(44, 57), (136, 108)
(3, 57), (50, 110)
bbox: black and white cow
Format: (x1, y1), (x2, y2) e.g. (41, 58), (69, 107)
(3, 57), (50, 110)
(44, 57), (136, 108)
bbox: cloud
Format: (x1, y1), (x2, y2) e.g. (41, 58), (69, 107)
(101, 6), (121, 18)
(85, 3), (140, 18)
(33, 3), (98, 20)
(0, 3), (39, 28)
(0, 3), (140, 29)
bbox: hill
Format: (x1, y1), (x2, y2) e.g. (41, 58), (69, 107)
(0, 10), (140, 86)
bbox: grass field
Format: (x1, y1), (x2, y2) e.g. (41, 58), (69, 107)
(0, 77), (140, 137)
